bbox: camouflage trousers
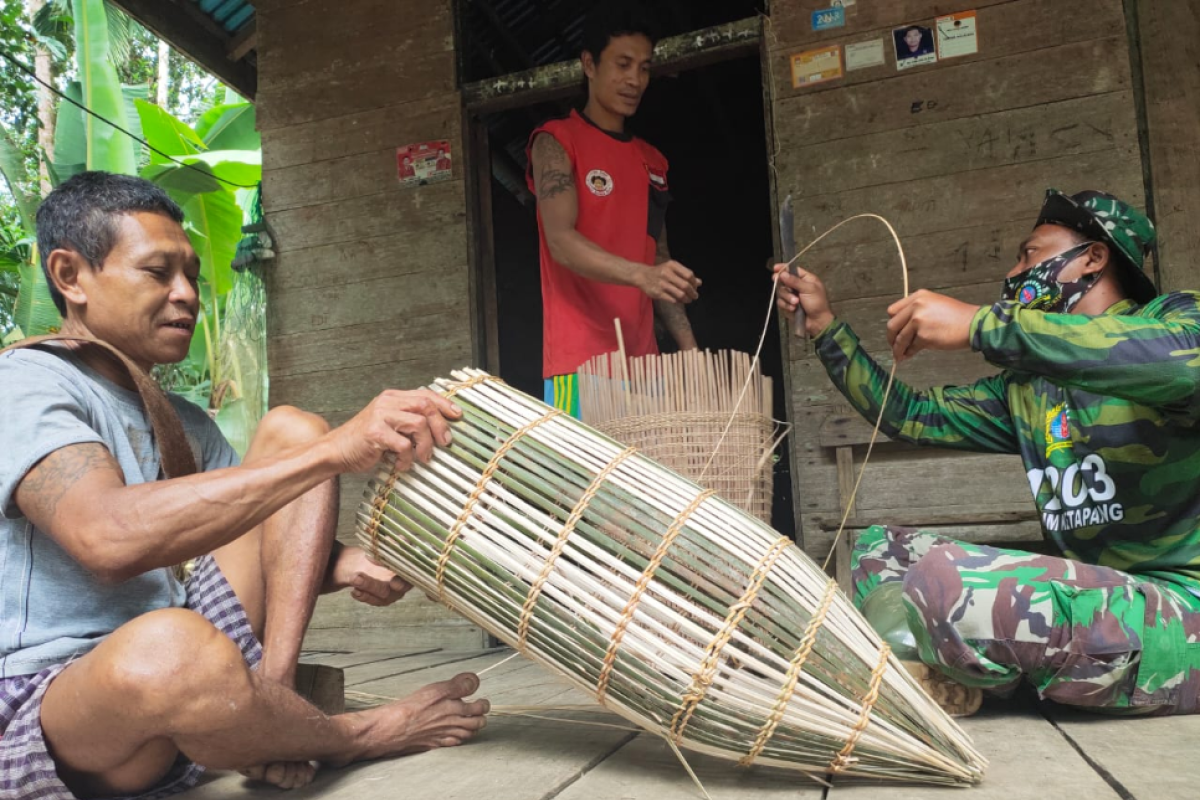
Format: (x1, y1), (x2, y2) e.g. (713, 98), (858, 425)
(851, 526), (1200, 715)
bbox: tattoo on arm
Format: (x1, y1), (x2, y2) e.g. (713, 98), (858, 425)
(17, 443), (120, 525)
(655, 299), (696, 348)
(533, 134), (575, 202)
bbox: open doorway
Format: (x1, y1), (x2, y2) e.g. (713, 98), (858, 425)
(470, 29), (792, 536)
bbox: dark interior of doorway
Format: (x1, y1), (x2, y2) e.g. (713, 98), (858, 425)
(485, 52), (795, 537)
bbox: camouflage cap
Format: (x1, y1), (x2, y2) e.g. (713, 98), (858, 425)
(1036, 189), (1158, 303)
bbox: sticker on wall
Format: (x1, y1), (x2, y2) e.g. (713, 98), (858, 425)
(831, 0), (856, 6)
(811, 6), (845, 31)
(790, 45), (843, 89)
(397, 140), (452, 187)
(893, 24), (938, 71)
(845, 39), (886, 71)
(936, 11), (979, 59)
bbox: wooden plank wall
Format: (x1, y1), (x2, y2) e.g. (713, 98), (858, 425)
(766, 0), (1146, 559)
(1134, 0), (1200, 291)
(254, 0), (486, 650)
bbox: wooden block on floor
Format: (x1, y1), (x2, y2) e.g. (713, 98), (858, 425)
(294, 663), (344, 716)
(555, 733), (824, 800)
(1047, 708), (1200, 800)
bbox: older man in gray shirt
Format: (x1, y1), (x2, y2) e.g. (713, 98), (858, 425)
(0, 172), (489, 799)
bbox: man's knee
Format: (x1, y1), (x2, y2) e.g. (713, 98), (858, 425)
(99, 609), (247, 718)
(901, 543), (962, 615)
(252, 406), (330, 454)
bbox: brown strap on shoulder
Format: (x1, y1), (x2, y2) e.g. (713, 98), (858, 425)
(1, 334), (198, 479)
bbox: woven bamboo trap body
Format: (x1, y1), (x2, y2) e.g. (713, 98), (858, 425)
(357, 370), (986, 786)
(577, 349), (778, 523)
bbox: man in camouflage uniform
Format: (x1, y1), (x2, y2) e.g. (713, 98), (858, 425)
(775, 189), (1200, 715)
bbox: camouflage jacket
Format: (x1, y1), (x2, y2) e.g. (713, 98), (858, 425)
(817, 292), (1200, 588)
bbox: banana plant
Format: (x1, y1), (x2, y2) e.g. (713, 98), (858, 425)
(0, 120), (58, 342)
(134, 98), (262, 453)
(4, 0), (139, 342)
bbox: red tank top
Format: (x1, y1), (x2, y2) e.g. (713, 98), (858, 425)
(526, 110), (671, 378)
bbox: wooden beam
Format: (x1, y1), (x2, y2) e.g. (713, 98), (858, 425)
(109, 0), (257, 100)
(463, 16), (761, 113)
(227, 19), (258, 62)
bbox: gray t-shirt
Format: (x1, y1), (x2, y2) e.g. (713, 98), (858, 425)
(0, 346), (239, 677)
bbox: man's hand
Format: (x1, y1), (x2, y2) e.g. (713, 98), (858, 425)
(322, 389), (462, 474)
(886, 290), (981, 362)
(325, 545), (413, 606)
(773, 263), (834, 338)
(638, 260), (700, 303)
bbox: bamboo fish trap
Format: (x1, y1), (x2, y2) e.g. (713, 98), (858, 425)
(357, 369), (986, 786)
(577, 349), (779, 523)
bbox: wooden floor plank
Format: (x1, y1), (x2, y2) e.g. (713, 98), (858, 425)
(1048, 709), (1200, 800)
(299, 648), (441, 670)
(827, 704), (1121, 799)
(555, 733), (825, 799)
(343, 647), (505, 686)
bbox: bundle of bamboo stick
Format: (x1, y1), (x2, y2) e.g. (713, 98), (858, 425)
(356, 370), (985, 785)
(577, 349), (779, 523)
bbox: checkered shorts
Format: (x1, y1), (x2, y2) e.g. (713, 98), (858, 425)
(0, 555), (262, 800)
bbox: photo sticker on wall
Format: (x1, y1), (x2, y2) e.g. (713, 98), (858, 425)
(893, 24), (938, 71)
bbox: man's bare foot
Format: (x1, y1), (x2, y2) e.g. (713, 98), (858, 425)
(336, 672), (490, 766)
(240, 761), (318, 789)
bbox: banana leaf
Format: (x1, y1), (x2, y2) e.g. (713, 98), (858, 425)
(135, 99), (205, 162)
(195, 103), (260, 152)
(53, 81), (147, 184)
(141, 150), (261, 195)
(0, 123), (36, 233)
(73, 0), (136, 174)
(13, 257), (62, 338)
(178, 188), (240, 300)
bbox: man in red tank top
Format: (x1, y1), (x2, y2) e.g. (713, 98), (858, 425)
(527, 2), (700, 416)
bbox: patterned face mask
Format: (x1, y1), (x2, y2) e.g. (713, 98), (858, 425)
(1001, 241), (1100, 312)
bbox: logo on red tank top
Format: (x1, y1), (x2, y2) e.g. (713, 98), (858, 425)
(585, 169), (613, 197)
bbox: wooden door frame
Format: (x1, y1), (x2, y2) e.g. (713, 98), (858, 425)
(457, 12), (803, 542)
(459, 15), (767, 369)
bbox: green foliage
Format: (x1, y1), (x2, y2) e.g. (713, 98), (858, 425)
(0, 0), (267, 453)
(72, 0), (136, 174)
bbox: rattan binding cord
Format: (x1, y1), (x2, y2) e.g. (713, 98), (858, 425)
(828, 642), (893, 774)
(365, 462), (402, 561)
(595, 488), (718, 703)
(669, 535), (793, 743)
(435, 408), (564, 602)
(516, 446), (638, 648)
(740, 577), (840, 767)
(444, 373), (504, 398)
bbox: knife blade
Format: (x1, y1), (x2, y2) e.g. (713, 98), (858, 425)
(779, 194), (805, 339)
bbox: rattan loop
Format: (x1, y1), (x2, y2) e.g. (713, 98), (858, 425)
(669, 536), (793, 742)
(435, 409), (563, 599)
(595, 488), (717, 703)
(517, 447), (637, 649)
(740, 578), (840, 767)
(828, 643), (892, 775)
